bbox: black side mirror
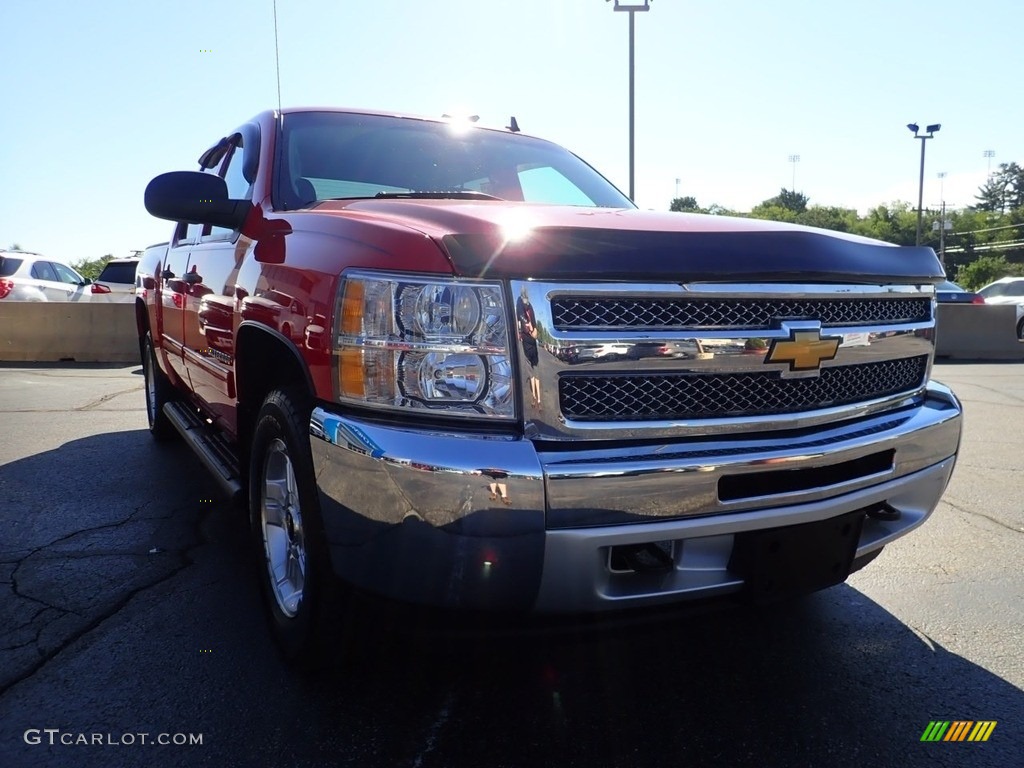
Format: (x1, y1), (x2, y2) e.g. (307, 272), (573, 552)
(144, 171), (252, 231)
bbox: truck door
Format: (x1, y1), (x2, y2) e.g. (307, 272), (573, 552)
(159, 223), (197, 387)
(181, 135), (253, 435)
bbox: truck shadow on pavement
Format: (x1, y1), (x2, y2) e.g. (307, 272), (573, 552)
(1, 430), (1021, 768)
(320, 587), (1024, 768)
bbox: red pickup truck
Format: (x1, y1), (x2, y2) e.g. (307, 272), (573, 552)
(139, 107), (962, 663)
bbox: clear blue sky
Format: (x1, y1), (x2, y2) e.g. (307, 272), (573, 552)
(2, 0), (1021, 267)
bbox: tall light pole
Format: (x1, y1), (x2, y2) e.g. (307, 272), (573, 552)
(788, 154), (800, 191)
(983, 149), (995, 175)
(907, 123), (940, 246)
(608, 0), (651, 202)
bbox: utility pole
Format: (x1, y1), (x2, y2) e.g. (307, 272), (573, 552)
(939, 200), (947, 269)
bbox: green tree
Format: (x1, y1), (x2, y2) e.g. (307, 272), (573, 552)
(7, 242), (24, 251)
(669, 196), (701, 212)
(973, 175), (1010, 213)
(704, 203), (737, 216)
(71, 254), (114, 282)
(747, 203), (798, 223)
(954, 254), (1024, 291)
(849, 203), (918, 245)
(972, 162), (1024, 213)
(758, 188), (809, 214)
(797, 206), (858, 233)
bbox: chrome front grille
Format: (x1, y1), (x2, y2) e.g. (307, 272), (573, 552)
(559, 355), (929, 422)
(510, 280), (937, 441)
(551, 297), (931, 330)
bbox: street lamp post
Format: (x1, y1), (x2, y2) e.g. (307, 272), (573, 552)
(907, 123), (940, 246)
(608, 0), (651, 202)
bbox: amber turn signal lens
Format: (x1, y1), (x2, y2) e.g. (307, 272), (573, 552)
(340, 280), (364, 335)
(339, 348), (365, 398)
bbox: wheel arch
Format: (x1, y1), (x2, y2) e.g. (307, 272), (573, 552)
(235, 322), (317, 467)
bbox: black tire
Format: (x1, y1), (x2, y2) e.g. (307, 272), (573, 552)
(1017, 317), (1024, 341)
(142, 332), (175, 440)
(248, 388), (344, 667)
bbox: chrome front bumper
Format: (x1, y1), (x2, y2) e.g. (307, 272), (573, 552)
(309, 381), (962, 613)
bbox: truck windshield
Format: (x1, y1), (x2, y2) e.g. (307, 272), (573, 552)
(275, 111), (633, 211)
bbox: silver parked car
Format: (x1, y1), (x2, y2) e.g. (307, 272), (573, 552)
(977, 276), (1024, 339)
(0, 251), (93, 302)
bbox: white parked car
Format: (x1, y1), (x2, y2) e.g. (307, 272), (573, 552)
(0, 251), (92, 302)
(90, 258), (139, 303)
(977, 276), (1024, 339)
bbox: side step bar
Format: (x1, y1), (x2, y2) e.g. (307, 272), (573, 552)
(163, 402), (243, 505)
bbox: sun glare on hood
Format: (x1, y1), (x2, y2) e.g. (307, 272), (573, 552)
(499, 210), (536, 244)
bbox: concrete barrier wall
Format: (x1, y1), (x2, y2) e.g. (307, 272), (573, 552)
(2, 300), (1020, 364)
(935, 303), (1024, 361)
(0, 303), (139, 363)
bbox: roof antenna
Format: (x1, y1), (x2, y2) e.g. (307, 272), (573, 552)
(507, 116), (520, 133)
(272, 0), (283, 114)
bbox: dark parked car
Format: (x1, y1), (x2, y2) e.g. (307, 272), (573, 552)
(935, 280), (983, 304)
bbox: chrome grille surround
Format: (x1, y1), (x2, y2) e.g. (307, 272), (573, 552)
(510, 281), (936, 441)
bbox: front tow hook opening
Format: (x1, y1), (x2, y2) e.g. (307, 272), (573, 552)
(866, 502), (901, 521)
(609, 542), (675, 574)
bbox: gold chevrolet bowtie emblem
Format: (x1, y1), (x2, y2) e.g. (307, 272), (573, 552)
(766, 330), (840, 371)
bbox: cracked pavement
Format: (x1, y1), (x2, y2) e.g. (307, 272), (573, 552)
(0, 366), (206, 693)
(0, 362), (1022, 768)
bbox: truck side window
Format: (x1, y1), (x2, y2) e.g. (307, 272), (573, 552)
(173, 221), (203, 247)
(204, 137), (253, 241)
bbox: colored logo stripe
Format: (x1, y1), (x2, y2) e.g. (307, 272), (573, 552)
(921, 721), (949, 742)
(920, 720), (996, 742)
(968, 722), (997, 742)
(945, 721), (973, 741)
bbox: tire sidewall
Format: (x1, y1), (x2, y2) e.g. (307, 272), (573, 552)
(248, 389), (331, 661)
(143, 332), (173, 439)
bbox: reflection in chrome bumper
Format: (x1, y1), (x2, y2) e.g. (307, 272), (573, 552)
(309, 381), (961, 612)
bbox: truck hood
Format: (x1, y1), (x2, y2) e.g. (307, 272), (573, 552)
(314, 200), (944, 285)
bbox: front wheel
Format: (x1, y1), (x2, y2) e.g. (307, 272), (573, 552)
(249, 388), (344, 666)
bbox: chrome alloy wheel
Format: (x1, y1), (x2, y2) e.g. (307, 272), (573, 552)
(260, 438), (307, 618)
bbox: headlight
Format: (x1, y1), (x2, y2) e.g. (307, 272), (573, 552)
(334, 271), (515, 419)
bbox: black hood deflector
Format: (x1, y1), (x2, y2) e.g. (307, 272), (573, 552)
(440, 228), (944, 285)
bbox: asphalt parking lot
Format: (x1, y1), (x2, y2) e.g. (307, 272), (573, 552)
(0, 361), (1022, 767)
